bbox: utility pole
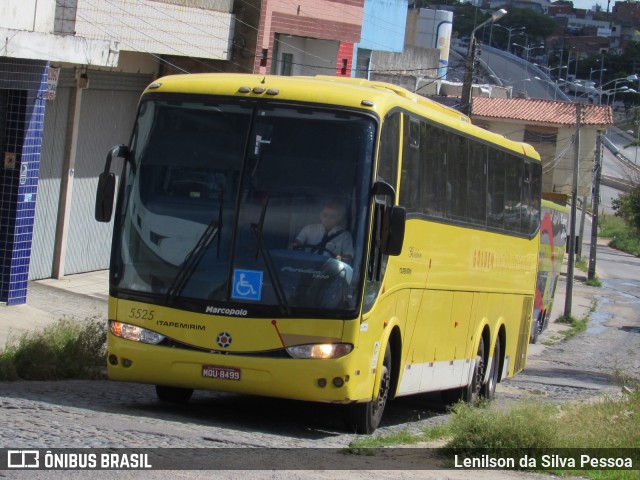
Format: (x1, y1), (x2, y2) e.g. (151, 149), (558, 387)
(588, 132), (603, 281)
(460, 9), (507, 116)
(564, 103), (581, 318)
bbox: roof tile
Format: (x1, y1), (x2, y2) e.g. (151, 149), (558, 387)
(471, 97), (613, 126)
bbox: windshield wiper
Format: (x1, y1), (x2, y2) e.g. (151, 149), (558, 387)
(165, 220), (220, 304)
(166, 192), (224, 303)
(250, 197), (290, 315)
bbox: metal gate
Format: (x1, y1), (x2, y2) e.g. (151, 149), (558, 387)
(30, 70), (152, 279)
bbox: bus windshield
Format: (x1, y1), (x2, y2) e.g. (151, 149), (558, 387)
(113, 97), (376, 318)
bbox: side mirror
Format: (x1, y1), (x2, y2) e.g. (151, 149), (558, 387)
(372, 180), (395, 199)
(383, 206), (406, 256)
(95, 172), (116, 222)
(95, 144), (128, 222)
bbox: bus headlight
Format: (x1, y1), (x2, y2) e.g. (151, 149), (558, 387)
(109, 321), (165, 345)
(286, 343), (352, 359)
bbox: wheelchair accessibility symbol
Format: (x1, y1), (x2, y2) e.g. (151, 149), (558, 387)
(232, 269), (263, 301)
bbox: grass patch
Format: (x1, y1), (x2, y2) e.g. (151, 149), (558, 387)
(0, 318), (106, 381)
(586, 276), (602, 287)
(599, 215), (640, 257)
(555, 314), (588, 340)
(349, 390), (640, 479)
(575, 257), (588, 272)
(349, 429), (427, 448)
(446, 401), (560, 450)
(444, 391), (640, 478)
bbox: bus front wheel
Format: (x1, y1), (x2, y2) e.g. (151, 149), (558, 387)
(155, 385), (193, 404)
(345, 343), (391, 434)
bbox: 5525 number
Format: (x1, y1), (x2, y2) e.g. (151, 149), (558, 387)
(128, 308), (155, 321)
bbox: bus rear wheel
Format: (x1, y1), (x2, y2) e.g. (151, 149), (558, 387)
(345, 343), (391, 434)
(530, 313), (543, 344)
(441, 337), (485, 405)
(155, 385), (193, 404)
(481, 337), (500, 400)
(466, 337), (485, 404)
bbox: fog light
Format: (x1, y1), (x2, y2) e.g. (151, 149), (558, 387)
(317, 378), (327, 388)
(108, 354), (118, 366)
(122, 358), (133, 368)
(333, 377), (344, 388)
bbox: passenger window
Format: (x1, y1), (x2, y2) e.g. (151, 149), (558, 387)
(378, 112), (400, 190)
(488, 150), (506, 229)
(446, 134), (468, 221)
(504, 155), (523, 232)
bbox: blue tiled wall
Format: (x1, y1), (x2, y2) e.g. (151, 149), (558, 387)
(0, 58), (48, 305)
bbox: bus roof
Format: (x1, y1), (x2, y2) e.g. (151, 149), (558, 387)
(144, 73), (539, 160)
(541, 198), (569, 213)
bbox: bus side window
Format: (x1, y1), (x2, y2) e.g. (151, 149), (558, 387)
(446, 133), (468, 221)
(377, 112), (400, 189)
(488, 149), (506, 229)
(423, 123), (446, 218)
(504, 154), (523, 232)
(523, 161), (542, 236)
(399, 116), (420, 212)
(467, 142), (487, 225)
(364, 112), (400, 310)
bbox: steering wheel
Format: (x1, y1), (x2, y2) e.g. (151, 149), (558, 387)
(293, 244), (337, 259)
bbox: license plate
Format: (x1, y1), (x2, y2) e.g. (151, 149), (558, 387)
(202, 364), (241, 381)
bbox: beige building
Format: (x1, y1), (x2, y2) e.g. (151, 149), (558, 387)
(470, 98), (613, 197)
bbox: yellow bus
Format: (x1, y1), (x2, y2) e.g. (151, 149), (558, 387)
(531, 200), (569, 343)
(95, 74), (542, 433)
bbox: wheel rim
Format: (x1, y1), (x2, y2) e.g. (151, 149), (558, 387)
(472, 340), (485, 400)
(487, 343), (499, 395)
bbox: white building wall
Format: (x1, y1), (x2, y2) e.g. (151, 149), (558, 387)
(0, 28), (118, 66)
(274, 36), (339, 77)
(75, 0), (234, 60)
(0, 0), (56, 32)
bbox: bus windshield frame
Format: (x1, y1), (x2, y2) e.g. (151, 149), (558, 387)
(111, 94), (377, 319)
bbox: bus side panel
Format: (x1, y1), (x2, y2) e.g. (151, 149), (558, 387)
(480, 293), (532, 379)
(397, 290), (479, 395)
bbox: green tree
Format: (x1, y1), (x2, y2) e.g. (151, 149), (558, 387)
(612, 184), (640, 235)
(451, 6), (557, 49)
(493, 8), (558, 46)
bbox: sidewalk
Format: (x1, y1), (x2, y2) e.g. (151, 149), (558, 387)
(528, 266), (596, 357)
(0, 270), (109, 347)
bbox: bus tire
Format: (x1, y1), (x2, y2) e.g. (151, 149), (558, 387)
(530, 314), (542, 344)
(467, 337), (485, 404)
(481, 337), (500, 400)
(440, 337), (485, 405)
(155, 385), (193, 404)
(345, 343), (391, 434)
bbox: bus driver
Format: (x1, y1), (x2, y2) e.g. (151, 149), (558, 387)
(290, 202), (354, 264)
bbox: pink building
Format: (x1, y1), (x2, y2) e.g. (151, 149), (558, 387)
(254, 0), (364, 76)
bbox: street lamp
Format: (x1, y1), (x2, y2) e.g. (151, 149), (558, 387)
(512, 43), (545, 63)
(460, 8), (508, 116)
(589, 68), (606, 83)
(489, 24), (525, 52)
(534, 76), (566, 100)
(537, 65), (567, 77)
(595, 75), (638, 104)
(612, 86), (637, 105)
